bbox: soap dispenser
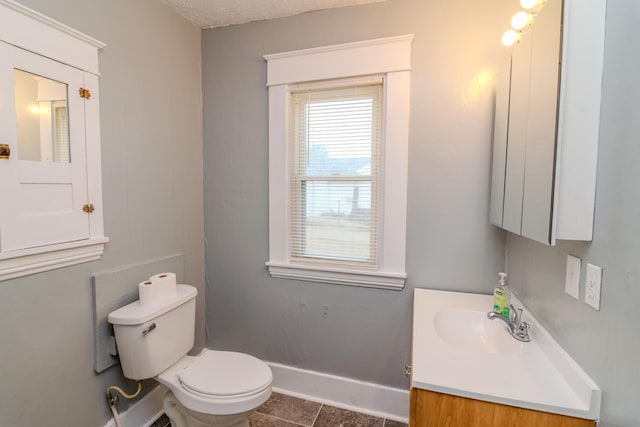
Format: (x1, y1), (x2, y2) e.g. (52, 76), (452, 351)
(493, 272), (511, 317)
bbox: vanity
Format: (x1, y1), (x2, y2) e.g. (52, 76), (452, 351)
(409, 289), (600, 426)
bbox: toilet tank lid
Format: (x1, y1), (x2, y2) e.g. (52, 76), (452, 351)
(108, 284), (197, 326)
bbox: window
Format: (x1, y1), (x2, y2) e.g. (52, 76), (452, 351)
(290, 81), (382, 269)
(265, 35), (413, 290)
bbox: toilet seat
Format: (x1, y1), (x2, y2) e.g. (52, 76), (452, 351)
(178, 351), (272, 397)
(156, 349), (273, 415)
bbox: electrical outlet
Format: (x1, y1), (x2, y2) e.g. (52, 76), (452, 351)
(565, 255), (581, 299)
(585, 263), (603, 310)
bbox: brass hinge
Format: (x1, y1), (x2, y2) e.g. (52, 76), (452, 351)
(0, 144), (9, 159)
(83, 204), (95, 213)
(79, 87), (92, 99)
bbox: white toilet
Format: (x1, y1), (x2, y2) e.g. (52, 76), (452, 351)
(108, 284), (272, 427)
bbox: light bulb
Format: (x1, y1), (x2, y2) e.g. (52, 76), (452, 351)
(511, 11), (533, 30)
(520, 0), (546, 10)
(501, 29), (521, 47)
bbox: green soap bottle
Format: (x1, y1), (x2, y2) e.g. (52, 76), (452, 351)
(493, 272), (511, 317)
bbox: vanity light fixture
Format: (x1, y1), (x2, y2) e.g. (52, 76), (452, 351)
(501, 0), (546, 46)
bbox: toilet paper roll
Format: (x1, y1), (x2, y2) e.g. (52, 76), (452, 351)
(149, 272), (178, 299)
(138, 280), (159, 306)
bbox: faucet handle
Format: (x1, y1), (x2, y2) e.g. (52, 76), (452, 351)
(508, 305), (518, 321)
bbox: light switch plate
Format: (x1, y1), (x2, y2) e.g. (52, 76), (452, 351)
(585, 263), (603, 311)
(565, 255), (581, 299)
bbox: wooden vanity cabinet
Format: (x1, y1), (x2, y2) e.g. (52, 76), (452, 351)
(409, 389), (595, 427)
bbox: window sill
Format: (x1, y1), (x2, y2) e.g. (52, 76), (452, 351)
(0, 237), (109, 281)
(266, 261), (406, 290)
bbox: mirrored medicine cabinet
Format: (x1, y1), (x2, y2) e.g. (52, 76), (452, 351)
(489, 0), (606, 246)
(0, 0), (107, 280)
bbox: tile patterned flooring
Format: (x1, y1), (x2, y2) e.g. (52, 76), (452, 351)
(151, 392), (407, 427)
(149, 413), (171, 427)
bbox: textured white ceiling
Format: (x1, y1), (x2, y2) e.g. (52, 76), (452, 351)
(160, 0), (385, 28)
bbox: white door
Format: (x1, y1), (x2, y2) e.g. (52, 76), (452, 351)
(0, 41), (90, 252)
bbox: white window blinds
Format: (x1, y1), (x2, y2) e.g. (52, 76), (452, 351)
(289, 81), (383, 268)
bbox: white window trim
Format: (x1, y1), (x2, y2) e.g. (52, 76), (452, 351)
(0, 0), (107, 281)
(264, 35), (413, 290)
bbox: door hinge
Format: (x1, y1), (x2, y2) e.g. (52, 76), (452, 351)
(0, 144), (9, 159)
(83, 204), (95, 213)
(79, 87), (92, 99)
(405, 363), (412, 377)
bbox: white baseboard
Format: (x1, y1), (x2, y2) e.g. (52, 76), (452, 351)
(103, 385), (165, 427)
(267, 362), (410, 423)
(102, 363), (410, 426)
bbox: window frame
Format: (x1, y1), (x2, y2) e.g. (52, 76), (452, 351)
(264, 35), (413, 290)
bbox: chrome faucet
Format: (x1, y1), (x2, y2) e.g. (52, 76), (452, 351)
(487, 305), (531, 342)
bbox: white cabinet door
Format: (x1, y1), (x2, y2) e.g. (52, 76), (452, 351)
(519, 0), (562, 244)
(490, 0), (563, 245)
(502, 31), (532, 236)
(0, 41), (90, 252)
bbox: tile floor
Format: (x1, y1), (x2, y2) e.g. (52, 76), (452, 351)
(149, 413), (171, 427)
(151, 392), (407, 427)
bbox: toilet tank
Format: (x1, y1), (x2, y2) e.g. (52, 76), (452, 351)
(108, 284), (197, 380)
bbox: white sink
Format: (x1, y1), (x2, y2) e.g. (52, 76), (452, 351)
(433, 309), (523, 354)
(412, 289), (601, 420)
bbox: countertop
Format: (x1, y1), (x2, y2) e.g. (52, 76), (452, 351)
(411, 288), (601, 420)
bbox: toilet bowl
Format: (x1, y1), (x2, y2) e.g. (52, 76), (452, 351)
(108, 284), (272, 427)
(156, 350), (272, 427)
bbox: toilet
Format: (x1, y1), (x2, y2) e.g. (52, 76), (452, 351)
(108, 284), (272, 427)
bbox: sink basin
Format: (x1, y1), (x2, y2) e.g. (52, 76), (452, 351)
(412, 289), (601, 421)
(433, 309), (522, 354)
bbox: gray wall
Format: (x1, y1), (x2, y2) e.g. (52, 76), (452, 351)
(202, 0), (507, 389)
(0, 1), (204, 426)
(506, 2), (640, 426)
